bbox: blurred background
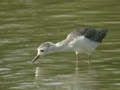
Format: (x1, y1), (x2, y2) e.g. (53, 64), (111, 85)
(0, 0), (120, 90)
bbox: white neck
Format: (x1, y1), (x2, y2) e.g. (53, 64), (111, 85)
(54, 42), (72, 52)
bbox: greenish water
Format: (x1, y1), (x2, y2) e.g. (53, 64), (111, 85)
(0, 0), (120, 90)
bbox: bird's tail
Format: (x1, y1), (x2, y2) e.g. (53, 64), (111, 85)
(97, 29), (108, 42)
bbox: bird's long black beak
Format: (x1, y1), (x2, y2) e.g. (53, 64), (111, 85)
(32, 55), (40, 63)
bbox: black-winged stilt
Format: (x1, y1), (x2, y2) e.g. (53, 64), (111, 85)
(32, 27), (108, 63)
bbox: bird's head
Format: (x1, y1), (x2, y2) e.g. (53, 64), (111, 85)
(32, 42), (56, 63)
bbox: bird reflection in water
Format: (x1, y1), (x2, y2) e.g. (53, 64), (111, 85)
(34, 63), (98, 90)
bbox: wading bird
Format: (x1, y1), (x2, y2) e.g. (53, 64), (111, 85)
(32, 27), (108, 64)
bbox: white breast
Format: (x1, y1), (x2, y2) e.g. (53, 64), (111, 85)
(69, 36), (99, 54)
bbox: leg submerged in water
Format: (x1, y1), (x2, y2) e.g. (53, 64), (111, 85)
(88, 55), (91, 64)
(75, 51), (79, 70)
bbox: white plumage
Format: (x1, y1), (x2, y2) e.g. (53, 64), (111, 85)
(32, 27), (108, 63)
(69, 36), (99, 54)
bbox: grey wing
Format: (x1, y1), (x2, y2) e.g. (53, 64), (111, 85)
(60, 27), (92, 45)
(59, 27), (108, 46)
(84, 29), (108, 42)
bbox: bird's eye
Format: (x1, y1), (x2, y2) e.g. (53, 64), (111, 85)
(40, 50), (44, 52)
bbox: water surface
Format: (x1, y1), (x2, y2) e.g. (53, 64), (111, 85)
(0, 0), (120, 90)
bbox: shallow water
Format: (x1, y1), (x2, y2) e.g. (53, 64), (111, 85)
(0, 0), (120, 90)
